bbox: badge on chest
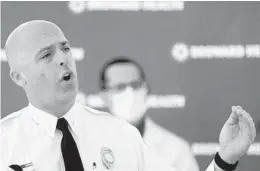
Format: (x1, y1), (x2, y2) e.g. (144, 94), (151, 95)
(100, 147), (115, 170)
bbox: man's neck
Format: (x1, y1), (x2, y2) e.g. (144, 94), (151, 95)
(30, 100), (75, 118)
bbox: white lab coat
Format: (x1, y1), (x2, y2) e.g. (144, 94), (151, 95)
(143, 117), (200, 171)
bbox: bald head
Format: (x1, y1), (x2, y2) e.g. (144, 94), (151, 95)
(5, 20), (78, 116)
(5, 20), (67, 70)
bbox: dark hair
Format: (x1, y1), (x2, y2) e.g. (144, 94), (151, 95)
(99, 56), (146, 90)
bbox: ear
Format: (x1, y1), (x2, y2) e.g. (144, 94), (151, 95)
(9, 70), (27, 88)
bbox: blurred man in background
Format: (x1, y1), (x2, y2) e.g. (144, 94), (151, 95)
(99, 57), (200, 171)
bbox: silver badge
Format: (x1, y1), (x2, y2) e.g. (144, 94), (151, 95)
(101, 147), (115, 169)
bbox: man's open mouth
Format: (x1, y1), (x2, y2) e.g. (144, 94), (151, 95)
(62, 72), (72, 81)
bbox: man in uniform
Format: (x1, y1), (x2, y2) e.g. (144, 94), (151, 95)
(0, 20), (256, 171)
(99, 57), (200, 171)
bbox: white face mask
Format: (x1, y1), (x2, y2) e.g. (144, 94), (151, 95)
(109, 87), (147, 125)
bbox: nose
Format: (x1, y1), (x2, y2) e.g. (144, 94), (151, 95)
(56, 48), (69, 67)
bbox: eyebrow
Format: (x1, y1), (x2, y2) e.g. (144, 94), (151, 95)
(60, 41), (70, 46)
(35, 41), (71, 57)
(36, 45), (52, 57)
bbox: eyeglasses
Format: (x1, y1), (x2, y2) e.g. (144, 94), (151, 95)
(106, 80), (144, 92)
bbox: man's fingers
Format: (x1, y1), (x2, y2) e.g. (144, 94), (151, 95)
(226, 106), (240, 125)
(235, 106), (256, 142)
(236, 106), (254, 128)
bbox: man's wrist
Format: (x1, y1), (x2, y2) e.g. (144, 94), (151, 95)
(218, 148), (238, 164)
(214, 152), (239, 171)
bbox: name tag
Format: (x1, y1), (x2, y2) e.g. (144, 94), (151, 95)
(9, 162), (37, 171)
(22, 162), (38, 171)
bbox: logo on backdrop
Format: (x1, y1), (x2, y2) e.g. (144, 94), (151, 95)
(68, 1), (185, 14)
(171, 43), (260, 63)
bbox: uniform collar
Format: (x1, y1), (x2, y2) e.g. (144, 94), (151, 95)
(63, 102), (82, 137)
(27, 102), (81, 138)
